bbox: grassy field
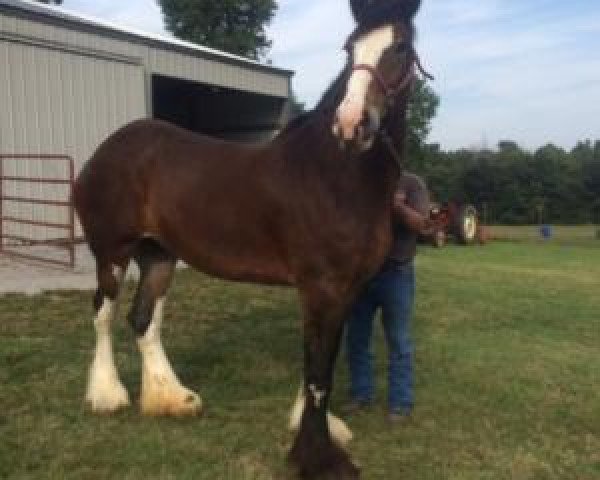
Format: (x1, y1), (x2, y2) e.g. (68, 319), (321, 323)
(489, 225), (599, 246)
(1, 241), (599, 479)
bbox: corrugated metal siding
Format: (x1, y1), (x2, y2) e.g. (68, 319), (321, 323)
(0, 4), (290, 248)
(0, 8), (290, 98)
(0, 39), (146, 242)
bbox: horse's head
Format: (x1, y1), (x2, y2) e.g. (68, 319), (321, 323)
(333, 0), (427, 151)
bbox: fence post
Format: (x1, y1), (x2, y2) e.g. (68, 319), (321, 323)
(68, 156), (75, 269)
(0, 156), (3, 253)
(0, 154), (77, 268)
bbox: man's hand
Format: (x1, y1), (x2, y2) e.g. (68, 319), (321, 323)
(393, 189), (445, 236)
(422, 215), (447, 236)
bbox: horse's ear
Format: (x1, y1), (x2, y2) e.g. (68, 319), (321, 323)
(403, 0), (422, 19)
(349, 0), (368, 22)
(350, 0), (422, 23)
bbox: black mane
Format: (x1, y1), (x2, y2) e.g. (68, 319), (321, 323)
(278, 61), (352, 136)
(314, 61), (353, 114)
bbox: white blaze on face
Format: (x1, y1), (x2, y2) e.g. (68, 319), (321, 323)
(335, 25), (395, 141)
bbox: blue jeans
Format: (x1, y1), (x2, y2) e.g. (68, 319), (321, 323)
(346, 261), (415, 411)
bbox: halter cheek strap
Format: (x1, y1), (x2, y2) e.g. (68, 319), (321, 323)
(351, 48), (434, 100)
(344, 44), (434, 170)
(351, 64), (394, 97)
(349, 49), (434, 171)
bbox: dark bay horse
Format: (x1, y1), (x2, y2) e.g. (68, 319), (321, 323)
(74, 0), (426, 477)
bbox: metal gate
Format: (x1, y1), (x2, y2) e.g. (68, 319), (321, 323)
(0, 154), (77, 269)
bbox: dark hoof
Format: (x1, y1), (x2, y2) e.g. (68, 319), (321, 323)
(288, 438), (360, 479)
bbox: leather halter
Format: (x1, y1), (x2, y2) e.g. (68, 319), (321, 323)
(349, 47), (434, 171)
(351, 47), (434, 101)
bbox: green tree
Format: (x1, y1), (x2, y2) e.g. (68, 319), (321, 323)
(157, 0), (276, 61)
(405, 79), (440, 170)
(34, 0), (63, 4)
(581, 141), (600, 223)
(424, 147), (476, 203)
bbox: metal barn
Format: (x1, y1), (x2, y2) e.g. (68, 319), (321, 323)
(0, 0), (292, 267)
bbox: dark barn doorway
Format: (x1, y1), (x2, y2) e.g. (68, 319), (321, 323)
(152, 75), (288, 143)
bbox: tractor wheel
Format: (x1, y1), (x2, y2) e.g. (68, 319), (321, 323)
(432, 230), (446, 248)
(455, 204), (478, 245)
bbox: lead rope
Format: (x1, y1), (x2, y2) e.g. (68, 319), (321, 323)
(380, 49), (434, 173)
(380, 129), (405, 172)
(413, 50), (435, 81)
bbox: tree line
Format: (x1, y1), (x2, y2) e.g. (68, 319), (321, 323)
(407, 140), (600, 225)
(404, 83), (599, 225)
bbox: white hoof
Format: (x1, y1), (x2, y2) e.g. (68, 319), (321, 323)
(85, 374), (130, 413)
(140, 375), (203, 417)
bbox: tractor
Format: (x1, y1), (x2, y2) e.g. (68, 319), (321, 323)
(423, 202), (486, 247)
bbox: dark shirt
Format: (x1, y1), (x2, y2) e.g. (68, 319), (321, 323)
(387, 173), (429, 265)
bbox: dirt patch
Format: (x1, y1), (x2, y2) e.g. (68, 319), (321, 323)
(0, 245), (186, 295)
(0, 246), (97, 295)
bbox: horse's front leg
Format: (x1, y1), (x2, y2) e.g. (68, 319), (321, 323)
(289, 384), (353, 447)
(288, 285), (360, 479)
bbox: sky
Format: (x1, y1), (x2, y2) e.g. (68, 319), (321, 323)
(58, 0), (600, 151)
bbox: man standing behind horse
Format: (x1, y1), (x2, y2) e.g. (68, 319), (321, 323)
(345, 172), (430, 421)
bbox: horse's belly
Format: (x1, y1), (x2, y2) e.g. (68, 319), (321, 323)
(185, 253), (294, 286)
(158, 225), (293, 286)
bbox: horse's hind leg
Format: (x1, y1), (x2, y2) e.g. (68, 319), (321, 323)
(86, 259), (130, 412)
(129, 240), (202, 416)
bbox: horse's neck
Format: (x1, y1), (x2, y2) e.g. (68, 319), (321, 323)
(270, 60), (404, 197)
(274, 110), (400, 203)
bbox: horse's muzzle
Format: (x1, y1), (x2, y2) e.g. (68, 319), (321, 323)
(332, 106), (381, 152)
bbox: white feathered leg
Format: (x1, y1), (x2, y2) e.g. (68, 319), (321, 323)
(289, 385), (353, 447)
(137, 297), (202, 416)
(86, 298), (130, 412)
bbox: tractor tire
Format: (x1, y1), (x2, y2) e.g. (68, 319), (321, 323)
(432, 230), (446, 248)
(455, 204), (478, 245)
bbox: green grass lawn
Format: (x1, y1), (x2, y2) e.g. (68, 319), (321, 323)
(490, 225), (599, 247)
(1, 242), (599, 479)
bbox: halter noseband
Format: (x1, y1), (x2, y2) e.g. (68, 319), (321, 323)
(351, 47), (434, 101)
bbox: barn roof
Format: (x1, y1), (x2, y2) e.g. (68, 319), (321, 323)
(0, 0), (293, 76)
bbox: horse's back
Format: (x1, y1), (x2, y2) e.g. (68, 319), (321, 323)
(78, 118), (237, 179)
(75, 118), (251, 219)
(74, 119), (292, 283)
